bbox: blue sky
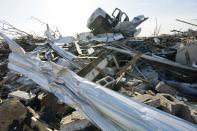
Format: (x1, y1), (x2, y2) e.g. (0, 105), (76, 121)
(0, 0), (197, 36)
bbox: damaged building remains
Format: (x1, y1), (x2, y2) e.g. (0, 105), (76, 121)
(0, 7), (197, 131)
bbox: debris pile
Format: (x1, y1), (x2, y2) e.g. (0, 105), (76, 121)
(0, 8), (197, 131)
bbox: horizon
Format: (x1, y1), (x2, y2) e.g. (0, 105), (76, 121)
(0, 0), (197, 37)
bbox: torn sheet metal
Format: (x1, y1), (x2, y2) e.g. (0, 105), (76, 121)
(77, 32), (94, 42)
(54, 36), (75, 45)
(1, 32), (197, 131)
(89, 33), (124, 43)
(113, 15), (148, 36)
(45, 26), (76, 60)
(45, 28), (81, 69)
(48, 43), (81, 70)
(48, 43), (76, 60)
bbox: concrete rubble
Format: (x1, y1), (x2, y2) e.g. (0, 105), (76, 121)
(0, 8), (197, 131)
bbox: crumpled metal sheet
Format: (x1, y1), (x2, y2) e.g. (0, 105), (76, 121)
(1, 32), (197, 131)
(89, 33), (124, 43)
(114, 15), (148, 36)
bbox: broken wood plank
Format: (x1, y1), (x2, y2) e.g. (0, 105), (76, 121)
(104, 46), (197, 77)
(60, 111), (91, 131)
(74, 41), (83, 55)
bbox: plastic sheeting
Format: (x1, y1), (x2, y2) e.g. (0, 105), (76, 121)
(0, 32), (197, 131)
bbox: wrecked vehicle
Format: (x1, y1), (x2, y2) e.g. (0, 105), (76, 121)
(87, 8), (148, 36)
